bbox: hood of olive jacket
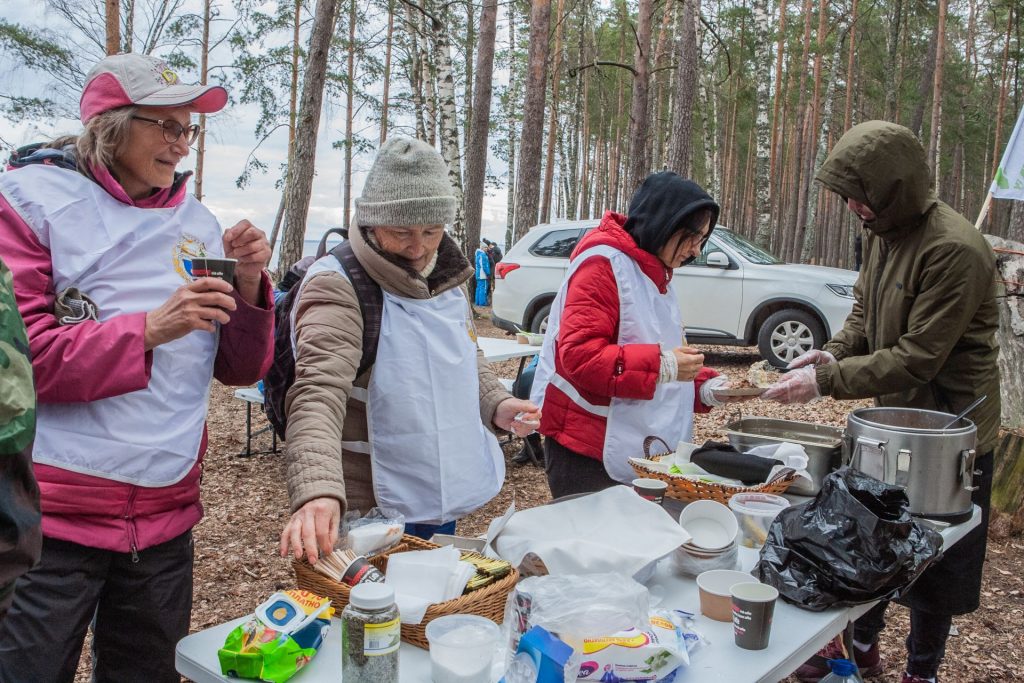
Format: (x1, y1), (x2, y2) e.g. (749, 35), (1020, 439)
(815, 121), (938, 241)
(813, 121), (1001, 454)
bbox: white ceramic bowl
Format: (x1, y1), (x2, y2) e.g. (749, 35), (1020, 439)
(678, 500), (739, 551)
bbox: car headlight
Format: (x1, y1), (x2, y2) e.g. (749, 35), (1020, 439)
(826, 284), (856, 299)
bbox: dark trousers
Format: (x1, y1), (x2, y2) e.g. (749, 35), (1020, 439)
(404, 520), (457, 541)
(545, 438), (618, 499)
(852, 450), (994, 679)
(0, 532), (194, 683)
(855, 602), (952, 679)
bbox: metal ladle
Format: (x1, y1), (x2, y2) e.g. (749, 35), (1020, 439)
(942, 394), (987, 429)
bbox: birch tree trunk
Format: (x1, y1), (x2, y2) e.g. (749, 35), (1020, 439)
(268, 0), (302, 253)
(463, 0), (497, 260)
(428, 2), (467, 247)
(278, 0), (341, 279)
(769, 0), (788, 218)
(626, 0), (654, 192)
(751, 0), (772, 247)
(504, 0), (518, 248)
(513, 0), (552, 240)
(666, 0), (697, 177)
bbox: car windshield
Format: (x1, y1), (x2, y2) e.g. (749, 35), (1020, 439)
(714, 229), (783, 264)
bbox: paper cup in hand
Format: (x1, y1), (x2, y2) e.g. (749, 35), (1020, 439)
(189, 257), (237, 284)
(731, 582), (778, 650)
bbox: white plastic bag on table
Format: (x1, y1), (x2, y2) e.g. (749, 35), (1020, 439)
(669, 544), (740, 577)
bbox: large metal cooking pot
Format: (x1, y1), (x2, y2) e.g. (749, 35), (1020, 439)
(845, 407), (979, 523)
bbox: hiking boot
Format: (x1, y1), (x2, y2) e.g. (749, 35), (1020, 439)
(901, 674), (937, 683)
(511, 435), (544, 466)
(793, 637), (883, 682)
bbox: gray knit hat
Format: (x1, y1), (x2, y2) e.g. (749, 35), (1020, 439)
(354, 137), (456, 227)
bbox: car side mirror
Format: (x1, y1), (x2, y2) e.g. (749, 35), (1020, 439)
(706, 251), (730, 268)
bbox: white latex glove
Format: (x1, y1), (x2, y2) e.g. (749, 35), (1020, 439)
(699, 375), (730, 408)
(786, 349), (836, 370)
(762, 366), (821, 404)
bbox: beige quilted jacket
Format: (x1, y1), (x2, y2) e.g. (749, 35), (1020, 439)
(284, 225), (511, 517)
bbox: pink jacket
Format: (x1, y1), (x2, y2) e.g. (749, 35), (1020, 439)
(0, 162), (274, 554)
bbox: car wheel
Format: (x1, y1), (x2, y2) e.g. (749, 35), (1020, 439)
(530, 303), (551, 334)
(757, 309), (826, 368)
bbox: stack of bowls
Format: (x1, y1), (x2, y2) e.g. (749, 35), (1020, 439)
(672, 500), (740, 575)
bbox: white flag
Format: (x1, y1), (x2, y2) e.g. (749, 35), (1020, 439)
(992, 105), (1024, 200)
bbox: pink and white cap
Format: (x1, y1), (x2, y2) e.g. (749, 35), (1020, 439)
(80, 53), (227, 123)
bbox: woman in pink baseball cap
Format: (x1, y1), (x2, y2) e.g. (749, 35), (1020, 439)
(0, 53), (275, 682)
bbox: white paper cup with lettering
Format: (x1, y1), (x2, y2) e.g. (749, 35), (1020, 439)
(731, 582), (778, 650)
(632, 478), (668, 505)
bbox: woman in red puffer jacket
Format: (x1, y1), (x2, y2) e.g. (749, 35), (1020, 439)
(531, 172), (740, 498)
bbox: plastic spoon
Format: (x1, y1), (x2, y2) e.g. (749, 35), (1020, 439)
(941, 395), (987, 429)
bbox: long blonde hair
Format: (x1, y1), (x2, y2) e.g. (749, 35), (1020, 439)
(46, 106), (137, 172)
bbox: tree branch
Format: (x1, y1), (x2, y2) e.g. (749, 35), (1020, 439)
(568, 59), (637, 78)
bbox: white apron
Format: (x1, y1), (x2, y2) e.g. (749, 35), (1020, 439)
(0, 165), (221, 486)
(531, 245), (694, 483)
(295, 256), (505, 524)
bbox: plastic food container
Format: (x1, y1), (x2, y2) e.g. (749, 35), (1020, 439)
(728, 493), (790, 549)
(425, 614), (500, 683)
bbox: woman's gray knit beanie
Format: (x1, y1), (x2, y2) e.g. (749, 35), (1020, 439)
(355, 137), (456, 227)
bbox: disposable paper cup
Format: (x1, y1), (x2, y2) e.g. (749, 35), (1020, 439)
(731, 582), (779, 650)
(189, 257), (237, 284)
(679, 500), (739, 550)
(696, 569), (759, 622)
(632, 478), (668, 505)
(425, 614), (500, 683)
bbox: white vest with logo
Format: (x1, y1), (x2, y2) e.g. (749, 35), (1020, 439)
(0, 165), (221, 487)
(295, 255), (504, 524)
(531, 244), (694, 483)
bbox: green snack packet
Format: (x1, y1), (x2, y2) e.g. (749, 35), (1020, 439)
(218, 590), (333, 683)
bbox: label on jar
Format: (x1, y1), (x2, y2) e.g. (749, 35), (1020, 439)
(364, 617), (401, 656)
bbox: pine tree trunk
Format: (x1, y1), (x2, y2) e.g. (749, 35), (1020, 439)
(105, 0), (119, 55)
(626, 0), (654, 192)
(883, 0), (902, 120)
(278, 0), (341, 279)
(787, 0), (815, 260)
(504, 0), (518, 247)
(541, 0), (566, 224)
(666, 0), (697, 177)
(343, 0), (356, 229)
(513, 0), (552, 239)
(769, 0), (788, 220)
(752, 0), (772, 247)
(927, 0), (946, 181)
(194, 0), (211, 202)
(463, 0), (497, 260)
(380, 0), (394, 144)
(842, 0), (858, 132)
(910, 27), (938, 138)
(463, 0), (475, 166)
(991, 7), (1015, 181)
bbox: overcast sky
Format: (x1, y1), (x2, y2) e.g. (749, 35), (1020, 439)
(0, 0), (513, 260)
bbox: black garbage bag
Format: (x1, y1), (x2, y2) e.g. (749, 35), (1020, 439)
(753, 467), (943, 611)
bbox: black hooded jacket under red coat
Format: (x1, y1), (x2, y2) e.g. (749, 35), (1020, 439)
(537, 210), (718, 460)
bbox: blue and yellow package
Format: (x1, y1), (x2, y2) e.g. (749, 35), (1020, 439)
(218, 589), (333, 683)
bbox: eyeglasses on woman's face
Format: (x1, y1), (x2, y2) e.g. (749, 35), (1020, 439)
(132, 115), (201, 145)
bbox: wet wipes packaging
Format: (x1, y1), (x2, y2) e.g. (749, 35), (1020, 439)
(574, 611), (702, 682)
(218, 590), (333, 683)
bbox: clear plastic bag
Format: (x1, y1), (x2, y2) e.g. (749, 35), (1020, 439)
(339, 507), (405, 557)
(503, 573), (649, 666)
(669, 544), (740, 577)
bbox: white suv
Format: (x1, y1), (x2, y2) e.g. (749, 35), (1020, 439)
(491, 220), (859, 368)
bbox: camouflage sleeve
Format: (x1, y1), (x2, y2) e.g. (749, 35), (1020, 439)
(0, 257), (41, 617)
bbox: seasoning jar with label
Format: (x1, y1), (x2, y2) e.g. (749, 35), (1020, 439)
(341, 583), (400, 683)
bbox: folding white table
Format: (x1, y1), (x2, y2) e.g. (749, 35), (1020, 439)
(176, 506), (979, 683)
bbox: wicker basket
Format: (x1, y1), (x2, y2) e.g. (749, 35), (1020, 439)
(293, 534), (517, 649)
(630, 436), (798, 504)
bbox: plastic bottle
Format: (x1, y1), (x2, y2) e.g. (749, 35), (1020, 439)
(820, 658), (864, 682)
(341, 583), (400, 683)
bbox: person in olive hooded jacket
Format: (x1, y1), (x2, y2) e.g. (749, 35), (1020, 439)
(765, 121), (1000, 683)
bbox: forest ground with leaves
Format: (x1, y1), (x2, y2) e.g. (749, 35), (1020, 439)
(72, 309), (1023, 682)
